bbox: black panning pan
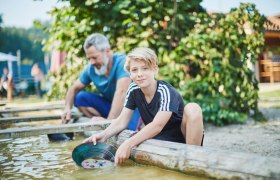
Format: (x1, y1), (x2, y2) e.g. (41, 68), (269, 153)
(47, 132), (74, 141)
(47, 118), (75, 141)
(72, 142), (116, 169)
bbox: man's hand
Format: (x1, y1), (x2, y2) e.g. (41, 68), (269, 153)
(114, 140), (133, 165)
(62, 80), (85, 123)
(83, 132), (106, 145)
(61, 108), (71, 124)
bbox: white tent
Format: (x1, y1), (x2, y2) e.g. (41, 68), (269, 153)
(0, 52), (18, 75)
(0, 52), (18, 62)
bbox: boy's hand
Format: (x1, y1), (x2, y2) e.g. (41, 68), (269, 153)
(83, 133), (105, 145)
(91, 116), (106, 121)
(114, 141), (133, 165)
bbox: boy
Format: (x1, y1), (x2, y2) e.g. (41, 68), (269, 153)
(83, 47), (204, 165)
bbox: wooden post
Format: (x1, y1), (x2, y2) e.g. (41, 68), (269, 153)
(17, 50), (21, 81)
(115, 130), (280, 179)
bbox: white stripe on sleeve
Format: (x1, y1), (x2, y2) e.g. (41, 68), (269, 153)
(124, 82), (139, 106)
(158, 84), (171, 111)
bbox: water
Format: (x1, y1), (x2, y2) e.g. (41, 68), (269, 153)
(0, 135), (203, 180)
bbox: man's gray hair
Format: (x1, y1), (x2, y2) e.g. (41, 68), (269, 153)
(83, 33), (111, 52)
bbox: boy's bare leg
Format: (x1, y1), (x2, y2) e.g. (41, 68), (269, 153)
(181, 103), (204, 145)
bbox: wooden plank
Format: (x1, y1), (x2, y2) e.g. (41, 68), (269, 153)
(0, 120), (111, 139)
(0, 114), (62, 124)
(5, 100), (65, 108)
(0, 106), (63, 114)
(115, 130), (280, 179)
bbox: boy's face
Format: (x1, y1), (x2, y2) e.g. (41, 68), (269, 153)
(129, 59), (157, 88)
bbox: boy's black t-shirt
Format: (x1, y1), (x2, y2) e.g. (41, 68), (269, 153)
(124, 80), (185, 143)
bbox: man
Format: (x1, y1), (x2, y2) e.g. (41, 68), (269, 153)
(61, 33), (141, 130)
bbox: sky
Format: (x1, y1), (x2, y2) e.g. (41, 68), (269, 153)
(0, 0), (280, 29)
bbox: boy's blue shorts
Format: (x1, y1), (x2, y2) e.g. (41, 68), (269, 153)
(74, 91), (142, 131)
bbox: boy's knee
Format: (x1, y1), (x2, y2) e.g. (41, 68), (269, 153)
(184, 103), (202, 120)
(185, 102), (202, 112)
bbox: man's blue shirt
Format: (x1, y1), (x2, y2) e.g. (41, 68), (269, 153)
(79, 53), (129, 102)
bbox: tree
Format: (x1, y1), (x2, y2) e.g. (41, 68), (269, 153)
(0, 14), (3, 27)
(44, 0), (205, 99)
(173, 4), (266, 125)
(45, 1), (266, 125)
(0, 26), (47, 65)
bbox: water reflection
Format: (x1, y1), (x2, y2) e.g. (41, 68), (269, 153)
(0, 135), (202, 179)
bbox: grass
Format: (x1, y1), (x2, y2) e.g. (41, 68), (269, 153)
(258, 89), (280, 98)
(258, 89), (280, 109)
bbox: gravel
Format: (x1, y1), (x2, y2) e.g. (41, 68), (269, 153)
(203, 101), (280, 158)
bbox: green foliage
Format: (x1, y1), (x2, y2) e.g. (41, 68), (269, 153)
(44, 0), (204, 100)
(45, 2), (265, 125)
(0, 14), (2, 23)
(46, 61), (83, 100)
(174, 3), (266, 125)
(0, 14), (3, 29)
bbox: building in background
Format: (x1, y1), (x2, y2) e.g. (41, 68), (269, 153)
(258, 15), (280, 83)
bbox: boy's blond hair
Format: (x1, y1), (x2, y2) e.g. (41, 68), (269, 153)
(124, 47), (158, 72)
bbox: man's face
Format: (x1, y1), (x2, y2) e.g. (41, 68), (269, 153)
(85, 46), (110, 75)
(85, 46), (106, 70)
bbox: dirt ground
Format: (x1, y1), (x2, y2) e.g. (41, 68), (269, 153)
(203, 86), (280, 158)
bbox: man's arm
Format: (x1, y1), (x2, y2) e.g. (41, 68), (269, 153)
(62, 79), (86, 123)
(107, 77), (131, 119)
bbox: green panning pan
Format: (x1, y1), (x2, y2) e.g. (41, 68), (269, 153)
(72, 142), (117, 169)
